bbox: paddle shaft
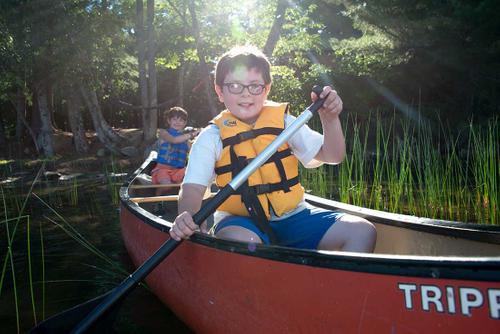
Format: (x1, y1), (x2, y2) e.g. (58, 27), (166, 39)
(72, 88), (327, 333)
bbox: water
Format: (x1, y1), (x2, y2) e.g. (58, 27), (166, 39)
(0, 175), (192, 333)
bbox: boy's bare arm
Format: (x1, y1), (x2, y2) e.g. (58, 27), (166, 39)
(313, 87), (346, 164)
(170, 183), (207, 240)
(159, 129), (194, 144)
(178, 183), (206, 215)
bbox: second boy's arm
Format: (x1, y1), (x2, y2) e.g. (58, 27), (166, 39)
(312, 86), (346, 164)
(159, 129), (196, 144)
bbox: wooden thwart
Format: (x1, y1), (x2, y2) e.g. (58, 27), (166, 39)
(131, 192), (216, 203)
(129, 183), (181, 189)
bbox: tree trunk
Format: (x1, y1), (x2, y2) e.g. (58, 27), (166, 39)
(178, 6), (186, 107)
(30, 87), (42, 138)
(67, 89), (89, 154)
(178, 62), (186, 107)
(263, 0), (289, 57)
(0, 112), (6, 147)
(79, 84), (124, 155)
(188, 0), (217, 118)
(136, 0), (150, 141)
(36, 82), (55, 157)
(11, 92), (39, 153)
(145, 0), (158, 142)
(46, 83), (57, 130)
(15, 88), (25, 140)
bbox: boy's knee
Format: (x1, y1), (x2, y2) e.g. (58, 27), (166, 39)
(338, 215), (377, 252)
(216, 226), (263, 244)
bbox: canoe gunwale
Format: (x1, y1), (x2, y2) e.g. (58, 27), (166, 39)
(306, 195), (500, 244)
(119, 153), (500, 282)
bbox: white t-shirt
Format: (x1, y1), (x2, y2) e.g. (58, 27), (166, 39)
(184, 113), (324, 221)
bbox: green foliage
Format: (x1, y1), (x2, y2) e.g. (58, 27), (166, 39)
(330, 24), (408, 77)
(0, 0), (498, 149)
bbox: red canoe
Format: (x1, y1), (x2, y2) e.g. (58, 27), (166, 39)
(120, 155), (500, 333)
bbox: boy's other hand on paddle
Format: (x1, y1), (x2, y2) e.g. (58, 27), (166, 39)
(170, 211), (207, 240)
(311, 86), (343, 120)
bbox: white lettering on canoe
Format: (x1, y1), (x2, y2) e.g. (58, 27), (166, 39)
(398, 283), (500, 319)
(446, 286), (456, 314)
(489, 289), (500, 318)
(421, 285), (444, 312)
(460, 287), (483, 316)
(398, 283), (417, 308)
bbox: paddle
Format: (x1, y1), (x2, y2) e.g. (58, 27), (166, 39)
(30, 86), (329, 334)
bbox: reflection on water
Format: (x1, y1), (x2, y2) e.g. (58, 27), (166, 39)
(0, 175), (192, 333)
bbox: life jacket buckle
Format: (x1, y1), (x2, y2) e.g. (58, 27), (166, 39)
(236, 130), (256, 142)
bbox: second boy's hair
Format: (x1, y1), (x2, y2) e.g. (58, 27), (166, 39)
(214, 45), (272, 88)
(165, 106), (188, 121)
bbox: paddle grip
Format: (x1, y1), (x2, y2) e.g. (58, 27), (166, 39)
(307, 85), (330, 115)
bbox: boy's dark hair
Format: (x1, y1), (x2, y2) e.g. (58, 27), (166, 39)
(214, 45), (272, 88)
(164, 106), (188, 121)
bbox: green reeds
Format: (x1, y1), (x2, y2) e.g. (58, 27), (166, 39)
(32, 193), (127, 278)
(0, 165), (45, 333)
(338, 114), (370, 206)
(105, 156), (122, 205)
(27, 215), (37, 325)
(67, 178), (79, 206)
(39, 222), (45, 320)
(470, 118), (498, 224)
(300, 114), (499, 224)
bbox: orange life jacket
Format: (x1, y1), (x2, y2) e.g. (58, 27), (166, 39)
(212, 101), (304, 219)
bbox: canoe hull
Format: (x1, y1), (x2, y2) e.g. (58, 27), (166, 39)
(120, 205), (500, 333)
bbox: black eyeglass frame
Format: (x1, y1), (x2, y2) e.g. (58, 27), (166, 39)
(222, 82), (266, 95)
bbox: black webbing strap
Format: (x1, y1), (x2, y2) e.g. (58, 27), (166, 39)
(222, 127), (283, 147)
(251, 175), (299, 195)
(273, 158), (290, 192)
(215, 148), (293, 175)
(229, 146), (277, 244)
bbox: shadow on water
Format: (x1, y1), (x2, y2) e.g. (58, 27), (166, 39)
(0, 170), (192, 333)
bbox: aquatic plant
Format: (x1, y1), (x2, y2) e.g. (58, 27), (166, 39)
(301, 114), (499, 224)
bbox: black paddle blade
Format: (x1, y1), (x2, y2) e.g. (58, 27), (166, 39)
(29, 291), (118, 334)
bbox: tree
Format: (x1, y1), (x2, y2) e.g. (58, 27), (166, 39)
(66, 85), (89, 154)
(326, 0), (500, 122)
(263, 0), (289, 57)
(188, 0), (217, 117)
(136, 0), (150, 139)
(146, 0), (159, 141)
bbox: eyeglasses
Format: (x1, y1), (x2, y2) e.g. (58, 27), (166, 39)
(222, 82), (266, 95)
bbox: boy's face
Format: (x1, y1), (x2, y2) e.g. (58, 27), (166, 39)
(167, 116), (187, 131)
(215, 67), (270, 124)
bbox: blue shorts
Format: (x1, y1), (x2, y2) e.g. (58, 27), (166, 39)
(213, 206), (344, 249)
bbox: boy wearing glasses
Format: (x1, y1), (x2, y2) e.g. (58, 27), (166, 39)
(170, 45), (376, 252)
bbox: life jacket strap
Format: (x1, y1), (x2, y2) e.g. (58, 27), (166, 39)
(249, 175), (299, 195)
(215, 148), (293, 175)
(229, 146), (277, 244)
(222, 127), (283, 147)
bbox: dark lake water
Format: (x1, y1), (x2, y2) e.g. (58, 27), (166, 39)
(0, 174), (192, 333)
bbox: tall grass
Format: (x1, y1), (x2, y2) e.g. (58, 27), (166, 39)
(105, 156), (123, 205)
(470, 119), (498, 224)
(0, 157), (130, 332)
(301, 114), (499, 224)
(27, 215), (37, 325)
(0, 165), (45, 333)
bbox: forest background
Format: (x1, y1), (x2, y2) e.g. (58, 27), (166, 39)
(0, 2), (499, 332)
(1, 0), (498, 159)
